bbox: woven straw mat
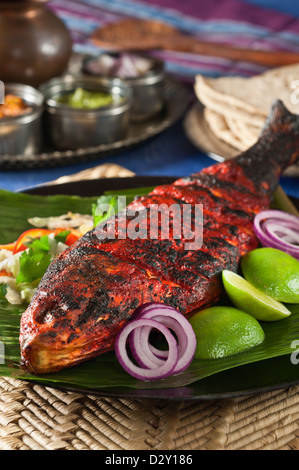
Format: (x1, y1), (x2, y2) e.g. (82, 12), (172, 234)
(1, 163), (299, 451)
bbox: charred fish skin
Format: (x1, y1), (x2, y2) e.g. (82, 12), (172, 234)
(19, 101), (299, 374)
(235, 100), (299, 193)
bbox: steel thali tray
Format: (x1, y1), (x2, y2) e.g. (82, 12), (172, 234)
(0, 78), (190, 170)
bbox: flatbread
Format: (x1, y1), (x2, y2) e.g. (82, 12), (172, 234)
(195, 76), (267, 127)
(225, 115), (260, 147)
(195, 63), (299, 116)
(204, 108), (249, 151)
(195, 63), (299, 152)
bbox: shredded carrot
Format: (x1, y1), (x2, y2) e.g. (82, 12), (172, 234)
(0, 270), (11, 277)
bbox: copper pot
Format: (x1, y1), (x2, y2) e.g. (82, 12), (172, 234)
(0, 0), (73, 87)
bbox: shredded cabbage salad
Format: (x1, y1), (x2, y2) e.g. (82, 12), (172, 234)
(0, 193), (124, 306)
(0, 212), (94, 305)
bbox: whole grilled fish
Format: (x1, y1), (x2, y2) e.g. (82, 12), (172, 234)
(20, 100), (299, 374)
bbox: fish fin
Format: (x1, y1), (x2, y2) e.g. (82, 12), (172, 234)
(235, 100), (299, 193)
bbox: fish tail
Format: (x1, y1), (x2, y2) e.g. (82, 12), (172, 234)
(235, 100), (299, 194)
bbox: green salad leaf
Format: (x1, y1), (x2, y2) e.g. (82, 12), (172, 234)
(54, 230), (70, 244)
(16, 231), (70, 285)
(92, 194), (131, 227)
(17, 249), (51, 285)
(91, 187), (155, 227)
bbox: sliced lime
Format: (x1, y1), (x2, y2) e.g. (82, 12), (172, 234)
(241, 248), (299, 303)
(222, 270), (291, 321)
(189, 306), (265, 360)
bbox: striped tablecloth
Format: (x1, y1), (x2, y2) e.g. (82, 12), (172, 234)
(48, 0), (299, 81)
(2, 0), (299, 197)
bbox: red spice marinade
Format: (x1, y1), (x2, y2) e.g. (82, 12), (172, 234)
(19, 101), (299, 374)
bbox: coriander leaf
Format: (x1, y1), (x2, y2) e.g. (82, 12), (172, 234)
(92, 195), (116, 226)
(16, 231), (70, 286)
(54, 230), (70, 244)
(92, 195), (126, 227)
(27, 234), (50, 252)
(16, 249), (51, 284)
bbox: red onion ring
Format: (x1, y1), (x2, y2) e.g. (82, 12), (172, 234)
(115, 303), (197, 380)
(262, 221), (299, 245)
(130, 303), (173, 361)
(130, 316), (185, 367)
(132, 309), (196, 374)
(132, 302), (170, 319)
(115, 318), (179, 381)
(130, 306), (196, 374)
(253, 210), (299, 259)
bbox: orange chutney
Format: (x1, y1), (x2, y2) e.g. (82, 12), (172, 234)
(0, 94), (32, 118)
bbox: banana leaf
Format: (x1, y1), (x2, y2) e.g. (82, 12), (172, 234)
(0, 185), (298, 393)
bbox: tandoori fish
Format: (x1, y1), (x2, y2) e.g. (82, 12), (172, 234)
(19, 100), (299, 374)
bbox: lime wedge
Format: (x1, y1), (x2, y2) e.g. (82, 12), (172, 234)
(241, 248), (299, 303)
(222, 270), (291, 321)
(189, 306), (265, 360)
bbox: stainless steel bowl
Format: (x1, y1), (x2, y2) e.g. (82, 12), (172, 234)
(0, 83), (43, 156)
(82, 53), (165, 122)
(40, 75), (132, 150)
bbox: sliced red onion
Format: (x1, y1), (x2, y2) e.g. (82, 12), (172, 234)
(115, 303), (197, 380)
(129, 324), (166, 367)
(132, 302), (170, 319)
(262, 221), (299, 245)
(115, 318), (179, 381)
(253, 210), (299, 259)
(131, 302), (171, 360)
(129, 304), (197, 375)
(86, 53), (153, 79)
(112, 54), (140, 78)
